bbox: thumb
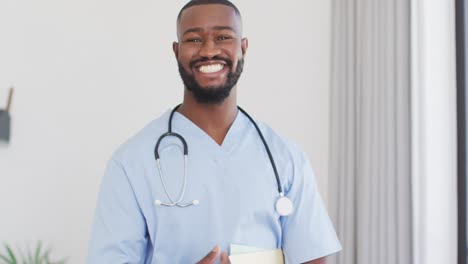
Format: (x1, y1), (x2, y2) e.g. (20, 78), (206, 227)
(220, 251), (231, 264)
(196, 246), (220, 264)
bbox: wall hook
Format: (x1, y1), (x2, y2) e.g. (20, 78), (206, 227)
(0, 86), (14, 142)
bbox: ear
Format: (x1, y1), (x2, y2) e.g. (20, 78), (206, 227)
(241, 38), (248, 56)
(173, 41), (179, 59)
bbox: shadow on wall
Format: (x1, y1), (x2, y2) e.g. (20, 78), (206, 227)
(0, 87), (14, 143)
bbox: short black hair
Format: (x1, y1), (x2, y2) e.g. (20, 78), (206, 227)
(177, 0), (241, 21)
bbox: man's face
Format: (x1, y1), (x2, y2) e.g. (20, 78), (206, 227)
(173, 4), (248, 104)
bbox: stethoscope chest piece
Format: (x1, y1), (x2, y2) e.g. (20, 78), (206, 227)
(275, 194), (294, 216)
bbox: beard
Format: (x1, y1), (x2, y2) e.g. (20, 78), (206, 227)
(177, 57), (244, 104)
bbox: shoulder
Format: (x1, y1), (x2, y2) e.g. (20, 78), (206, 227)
(253, 119), (305, 162)
(110, 110), (171, 165)
(247, 117), (313, 193)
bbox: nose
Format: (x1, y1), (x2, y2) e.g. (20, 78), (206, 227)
(198, 40), (221, 59)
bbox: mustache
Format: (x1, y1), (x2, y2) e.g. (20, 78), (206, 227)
(189, 56), (233, 68)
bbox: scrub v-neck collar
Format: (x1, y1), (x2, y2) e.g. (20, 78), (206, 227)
(171, 109), (248, 156)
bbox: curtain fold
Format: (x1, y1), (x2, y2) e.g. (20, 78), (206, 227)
(328, 0), (412, 263)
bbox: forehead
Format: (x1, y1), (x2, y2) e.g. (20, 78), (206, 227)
(177, 4), (242, 35)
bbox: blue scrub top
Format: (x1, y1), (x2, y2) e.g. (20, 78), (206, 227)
(87, 109), (341, 264)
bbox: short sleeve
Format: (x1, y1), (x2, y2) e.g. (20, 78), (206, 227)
(87, 158), (149, 264)
(281, 152), (342, 263)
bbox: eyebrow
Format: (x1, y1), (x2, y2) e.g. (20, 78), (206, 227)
(182, 26), (237, 36)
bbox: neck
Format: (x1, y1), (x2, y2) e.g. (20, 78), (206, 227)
(177, 88), (238, 145)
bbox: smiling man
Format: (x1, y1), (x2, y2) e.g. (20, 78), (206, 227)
(87, 1), (341, 263)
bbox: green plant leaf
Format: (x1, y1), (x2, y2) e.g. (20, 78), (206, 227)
(40, 247), (51, 264)
(26, 244), (33, 264)
(5, 244), (17, 264)
(34, 241), (42, 264)
(0, 253), (13, 264)
(16, 245), (27, 264)
(1, 242), (66, 264)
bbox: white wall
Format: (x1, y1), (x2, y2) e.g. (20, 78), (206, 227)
(0, 1), (331, 263)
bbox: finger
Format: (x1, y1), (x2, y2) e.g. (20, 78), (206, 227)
(220, 251), (231, 264)
(196, 246), (220, 264)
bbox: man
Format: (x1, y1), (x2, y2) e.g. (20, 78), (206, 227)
(87, 0), (341, 263)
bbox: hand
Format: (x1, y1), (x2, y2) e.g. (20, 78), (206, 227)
(196, 246), (231, 264)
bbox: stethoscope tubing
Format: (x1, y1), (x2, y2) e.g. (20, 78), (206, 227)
(236, 106), (283, 195)
(154, 104), (286, 208)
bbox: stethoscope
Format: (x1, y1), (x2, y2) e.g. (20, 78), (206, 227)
(153, 104), (294, 216)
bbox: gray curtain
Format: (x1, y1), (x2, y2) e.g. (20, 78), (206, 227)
(328, 0), (412, 264)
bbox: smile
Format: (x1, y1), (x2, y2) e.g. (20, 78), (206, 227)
(197, 64), (225, 73)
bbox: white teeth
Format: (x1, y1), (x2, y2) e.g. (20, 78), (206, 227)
(199, 64), (224, 73)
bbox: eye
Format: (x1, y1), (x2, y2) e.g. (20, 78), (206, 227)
(217, 35), (232, 41)
(186, 38), (202, 43)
